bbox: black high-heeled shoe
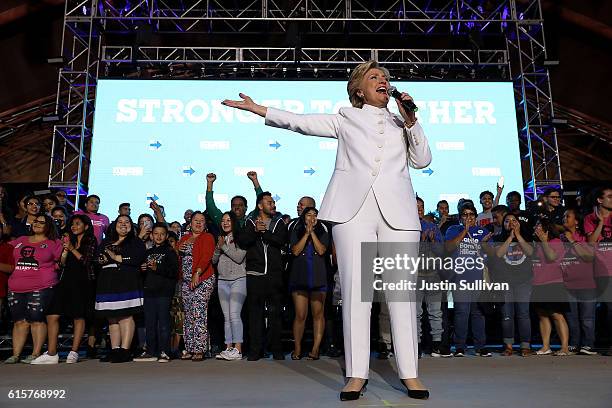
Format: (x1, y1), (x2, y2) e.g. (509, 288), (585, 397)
(340, 379), (368, 401)
(401, 380), (430, 400)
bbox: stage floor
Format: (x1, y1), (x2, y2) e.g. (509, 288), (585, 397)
(1, 353), (610, 408)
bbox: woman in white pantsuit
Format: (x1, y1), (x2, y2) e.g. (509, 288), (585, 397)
(223, 60), (432, 400)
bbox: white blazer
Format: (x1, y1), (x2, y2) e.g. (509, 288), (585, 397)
(265, 104), (432, 230)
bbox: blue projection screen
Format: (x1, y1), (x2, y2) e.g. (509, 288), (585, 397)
(89, 79), (522, 222)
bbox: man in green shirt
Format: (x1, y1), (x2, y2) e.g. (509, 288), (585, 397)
(206, 171), (264, 228)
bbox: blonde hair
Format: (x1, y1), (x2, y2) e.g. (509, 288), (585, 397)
(347, 60), (391, 108)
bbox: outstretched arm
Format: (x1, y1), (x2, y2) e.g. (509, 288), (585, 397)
(223, 93), (343, 138)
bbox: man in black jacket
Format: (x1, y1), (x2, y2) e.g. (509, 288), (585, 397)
(239, 192), (287, 361)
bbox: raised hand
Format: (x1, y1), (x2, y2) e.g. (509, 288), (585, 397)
(534, 224), (548, 242)
(247, 171), (258, 182)
(206, 173), (217, 184)
(149, 200), (160, 212)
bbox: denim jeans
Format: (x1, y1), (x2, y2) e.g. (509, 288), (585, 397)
(452, 289), (486, 349)
(502, 281), (532, 349)
(218, 277), (247, 344)
(416, 276), (443, 342)
(144, 296), (172, 356)
(566, 288), (596, 349)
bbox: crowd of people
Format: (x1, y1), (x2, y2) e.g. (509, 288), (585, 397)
(0, 178), (610, 364)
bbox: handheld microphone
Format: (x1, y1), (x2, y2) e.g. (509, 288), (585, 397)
(387, 86), (418, 113)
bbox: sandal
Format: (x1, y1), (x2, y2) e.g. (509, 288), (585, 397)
(291, 352), (302, 360)
(180, 351), (193, 360)
(306, 352), (320, 361)
(192, 353), (204, 361)
(536, 349), (553, 356)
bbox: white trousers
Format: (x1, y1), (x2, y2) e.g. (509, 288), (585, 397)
(333, 189), (420, 379)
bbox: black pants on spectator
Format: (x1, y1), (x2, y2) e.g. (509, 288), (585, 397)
(246, 275), (282, 356)
(144, 296), (172, 356)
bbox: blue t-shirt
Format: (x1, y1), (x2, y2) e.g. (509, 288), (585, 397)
(445, 224), (488, 282)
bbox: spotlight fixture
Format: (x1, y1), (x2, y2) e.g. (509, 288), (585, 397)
(42, 114), (61, 123)
(47, 56), (67, 65)
(551, 118), (568, 125)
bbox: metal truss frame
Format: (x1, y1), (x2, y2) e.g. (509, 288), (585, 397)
(50, 0), (562, 203)
(505, 0), (562, 200)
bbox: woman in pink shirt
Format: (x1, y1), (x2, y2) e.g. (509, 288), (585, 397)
(532, 221), (570, 356)
(560, 209), (597, 355)
(4, 214), (62, 364)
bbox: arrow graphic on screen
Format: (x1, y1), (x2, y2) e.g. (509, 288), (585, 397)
(147, 194), (159, 201)
(273, 194), (281, 202)
(149, 141), (162, 149)
(269, 141), (281, 150)
(422, 168), (434, 176)
(183, 167), (195, 176)
(304, 167), (315, 176)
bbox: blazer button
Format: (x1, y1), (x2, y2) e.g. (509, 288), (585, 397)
(372, 170), (378, 176)
(374, 157), (381, 162)
(378, 129), (384, 134)
(377, 144), (383, 148)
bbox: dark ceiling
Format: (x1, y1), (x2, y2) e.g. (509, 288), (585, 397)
(0, 0), (610, 184)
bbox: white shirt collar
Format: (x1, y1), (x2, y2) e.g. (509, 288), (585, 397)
(361, 103), (392, 116)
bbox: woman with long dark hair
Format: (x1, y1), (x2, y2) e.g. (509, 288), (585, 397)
(5, 214), (62, 364)
(492, 213), (534, 357)
(177, 211), (215, 361)
(94, 214), (146, 363)
(289, 207), (329, 360)
(37, 214), (98, 364)
(213, 211), (247, 361)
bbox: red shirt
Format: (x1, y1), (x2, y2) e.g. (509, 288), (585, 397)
(583, 211), (612, 278)
(0, 241), (14, 297)
(178, 232), (215, 283)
